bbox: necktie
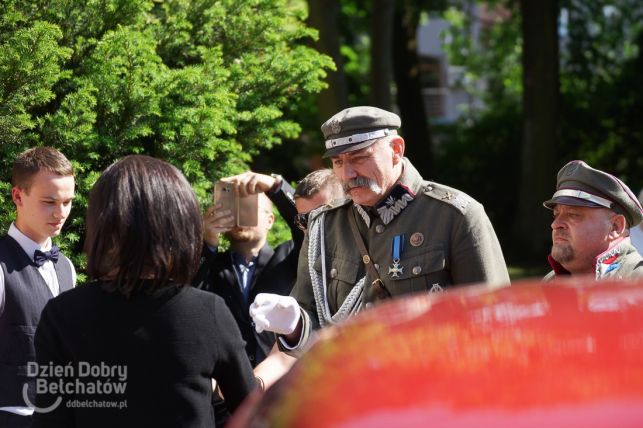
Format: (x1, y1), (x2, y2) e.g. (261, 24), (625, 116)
(238, 262), (254, 291)
(34, 246), (60, 267)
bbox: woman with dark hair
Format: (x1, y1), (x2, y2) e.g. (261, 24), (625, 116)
(33, 155), (257, 427)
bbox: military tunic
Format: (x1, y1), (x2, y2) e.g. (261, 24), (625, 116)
(544, 238), (643, 281)
(282, 159), (509, 355)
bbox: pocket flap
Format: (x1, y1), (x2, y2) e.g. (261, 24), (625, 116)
(389, 249), (446, 280)
(313, 254), (361, 284)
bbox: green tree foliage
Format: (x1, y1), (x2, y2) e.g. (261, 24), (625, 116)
(559, 0), (643, 182)
(0, 0), (333, 270)
(437, 0), (642, 261)
(441, 1), (522, 108)
(433, 1), (523, 252)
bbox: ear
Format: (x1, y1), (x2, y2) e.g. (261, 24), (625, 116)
(608, 214), (627, 239)
(11, 187), (23, 207)
(390, 136), (405, 164)
(265, 212), (275, 230)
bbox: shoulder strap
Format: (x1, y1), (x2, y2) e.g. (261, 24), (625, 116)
(422, 182), (472, 214)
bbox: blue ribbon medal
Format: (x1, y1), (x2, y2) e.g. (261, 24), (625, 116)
(388, 234), (405, 278)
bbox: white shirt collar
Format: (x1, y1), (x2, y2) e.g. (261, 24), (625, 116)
(8, 223), (52, 260)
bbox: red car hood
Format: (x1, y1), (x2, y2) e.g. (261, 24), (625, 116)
(231, 277), (643, 427)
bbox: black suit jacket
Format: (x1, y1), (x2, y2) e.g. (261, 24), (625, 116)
(193, 180), (302, 367)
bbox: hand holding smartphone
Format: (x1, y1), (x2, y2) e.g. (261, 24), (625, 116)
(213, 180), (258, 227)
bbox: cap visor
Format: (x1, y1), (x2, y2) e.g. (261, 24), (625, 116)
(543, 196), (605, 210)
(323, 139), (379, 158)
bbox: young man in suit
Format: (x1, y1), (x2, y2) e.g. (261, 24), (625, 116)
(195, 170), (344, 368)
(0, 147), (76, 428)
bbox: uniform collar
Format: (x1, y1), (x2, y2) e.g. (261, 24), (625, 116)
(594, 237), (637, 279)
(547, 254), (571, 276)
(353, 158), (423, 227)
(374, 183), (416, 225)
(547, 237), (637, 278)
(397, 157), (427, 194)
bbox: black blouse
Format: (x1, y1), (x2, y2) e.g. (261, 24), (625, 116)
(32, 281), (256, 428)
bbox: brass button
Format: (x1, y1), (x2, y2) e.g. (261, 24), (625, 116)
(362, 255), (370, 264)
(330, 268), (337, 278)
(375, 225), (385, 233)
(412, 266), (422, 275)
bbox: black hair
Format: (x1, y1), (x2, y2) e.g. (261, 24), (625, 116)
(84, 155), (203, 296)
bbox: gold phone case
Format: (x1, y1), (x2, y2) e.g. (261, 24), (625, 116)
(213, 181), (258, 227)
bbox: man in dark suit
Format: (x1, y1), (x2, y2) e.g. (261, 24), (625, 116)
(0, 147), (76, 428)
(193, 170), (343, 426)
(194, 170), (344, 367)
(194, 172), (301, 367)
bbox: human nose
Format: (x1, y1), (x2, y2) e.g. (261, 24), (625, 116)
(53, 204), (67, 220)
(551, 215), (565, 230)
(340, 162), (357, 182)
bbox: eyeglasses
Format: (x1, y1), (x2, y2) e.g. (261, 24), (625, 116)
(294, 212), (309, 231)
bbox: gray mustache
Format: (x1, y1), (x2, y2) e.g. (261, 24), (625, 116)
(342, 177), (381, 193)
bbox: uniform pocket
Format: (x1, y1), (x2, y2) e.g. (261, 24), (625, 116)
(387, 248), (451, 295)
(392, 248), (446, 279)
(313, 254), (363, 310)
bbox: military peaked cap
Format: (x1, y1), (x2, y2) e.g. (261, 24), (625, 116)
(321, 106), (401, 158)
(543, 160), (643, 227)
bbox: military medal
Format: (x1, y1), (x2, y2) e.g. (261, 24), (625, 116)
(388, 234), (404, 278)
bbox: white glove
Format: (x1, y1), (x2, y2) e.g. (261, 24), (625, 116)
(249, 293), (301, 335)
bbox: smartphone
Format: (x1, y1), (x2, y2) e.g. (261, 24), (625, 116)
(213, 181), (236, 221)
(213, 181), (258, 227)
(237, 194), (258, 227)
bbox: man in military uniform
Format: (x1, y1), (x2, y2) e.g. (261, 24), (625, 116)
(543, 160), (643, 280)
(249, 106), (510, 356)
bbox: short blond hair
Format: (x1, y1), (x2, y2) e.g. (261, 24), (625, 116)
(12, 147), (73, 191)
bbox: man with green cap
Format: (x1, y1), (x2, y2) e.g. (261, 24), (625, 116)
(543, 160), (643, 280)
(249, 106), (510, 356)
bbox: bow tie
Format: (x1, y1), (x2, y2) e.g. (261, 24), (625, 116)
(34, 246), (60, 267)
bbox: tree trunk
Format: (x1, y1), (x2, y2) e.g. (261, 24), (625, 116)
(514, 0), (559, 261)
(307, 0), (349, 122)
(392, 4), (433, 177)
(370, 0), (395, 109)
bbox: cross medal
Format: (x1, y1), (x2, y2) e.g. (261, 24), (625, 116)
(388, 235), (404, 278)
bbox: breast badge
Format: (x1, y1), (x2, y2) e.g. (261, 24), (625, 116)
(410, 232), (424, 247)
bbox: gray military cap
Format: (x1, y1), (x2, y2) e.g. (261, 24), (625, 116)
(543, 160), (643, 227)
(321, 106), (401, 158)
